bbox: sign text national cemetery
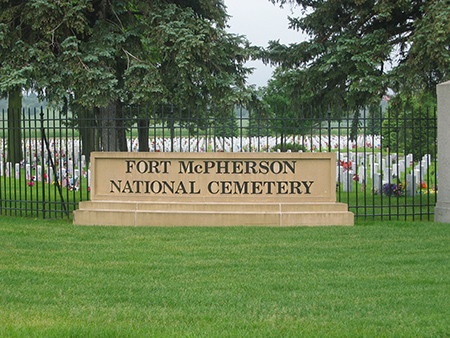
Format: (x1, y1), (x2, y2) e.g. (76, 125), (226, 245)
(74, 152), (354, 226)
(110, 159), (313, 197)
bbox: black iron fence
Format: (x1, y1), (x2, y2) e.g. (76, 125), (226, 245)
(0, 104), (438, 221)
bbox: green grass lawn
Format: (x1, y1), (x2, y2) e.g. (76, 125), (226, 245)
(1, 217), (449, 337)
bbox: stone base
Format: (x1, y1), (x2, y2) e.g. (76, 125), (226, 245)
(434, 203), (450, 223)
(73, 201), (354, 227)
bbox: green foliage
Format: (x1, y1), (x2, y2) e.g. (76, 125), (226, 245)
(0, 2), (254, 109)
(29, 0), (252, 107)
(257, 68), (318, 136)
(0, 0), (256, 151)
(366, 102), (385, 136)
(264, 0), (450, 108)
(271, 143), (306, 152)
(213, 108), (239, 138)
(382, 92), (437, 160)
(247, 108), (272, 137)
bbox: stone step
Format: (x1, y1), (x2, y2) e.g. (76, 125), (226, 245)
(74, 201), (354, 227)
(77, 200), (349, 212)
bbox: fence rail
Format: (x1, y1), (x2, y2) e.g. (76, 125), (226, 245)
(0, 105), (438, 221)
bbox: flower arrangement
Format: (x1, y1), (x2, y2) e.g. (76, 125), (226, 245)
(339, 160), (352, 170)
(27, 176), (36, 187)
(381, 182), (403, 197)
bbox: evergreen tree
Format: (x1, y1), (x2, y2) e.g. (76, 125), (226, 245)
(382, 92), (437, 160)
(0, 0), (254, 153)
(263, 0), (450, 109)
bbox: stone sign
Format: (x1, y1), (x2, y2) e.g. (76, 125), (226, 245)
(91, 152), (335, 202)
(74, 152), (354, 226)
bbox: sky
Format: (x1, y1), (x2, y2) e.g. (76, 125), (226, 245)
(224, 0), (308, 88)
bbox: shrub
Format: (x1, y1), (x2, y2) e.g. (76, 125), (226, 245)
(271, 143), (306, 152)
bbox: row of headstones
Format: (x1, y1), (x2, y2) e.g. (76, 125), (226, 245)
(2, 134), (383, 156)
(337, 153), (433, 196)
(2, 151), (84, 169)
(18, 151), (86, 169)
(0, 159), (91, 187)
(127, 134), (382, 152)
(1, 139), (83, 166)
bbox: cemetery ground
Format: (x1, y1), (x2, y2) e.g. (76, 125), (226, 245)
(0, 216), (449, 337)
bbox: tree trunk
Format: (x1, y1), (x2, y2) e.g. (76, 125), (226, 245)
(7, 86), (23, 163)
(78, 107), (98, 162)
(115, 101), (127, 151)
(97, 101), (127, 152)
(138, 117), (149, 152)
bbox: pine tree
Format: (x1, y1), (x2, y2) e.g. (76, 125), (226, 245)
(263, 0), (450, 108)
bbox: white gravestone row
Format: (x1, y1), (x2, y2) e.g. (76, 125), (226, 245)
(1, 134), (382, 156)
(0, 154), (89, 190)
(336, 152), (433, 194)
(125, 135), (382, 152)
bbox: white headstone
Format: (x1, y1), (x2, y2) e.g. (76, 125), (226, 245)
(348, 152), (355, 162)
(406, 174), (416, 197)
(343, 172), (353, 192)
(358, 165), (366, 184)
(339, 166), (345, 183)
(422, 154), (431, 166)
(414, 169), (421, 184)
(392, 164), (399, 178)
(383, 168), (392, 185)
(373, 173), (382, 193)
(406, 154), (413, 167)
(68, 160), (74, 174)
(419, 165), (426, 181)
(26, 164), (31, 180)
(371, 163), (379, 179)
(15, 163), (20, 179)
(47, 167), (53, 184)
(386, 155), (392, 167)
(36, 165), (42, 182)
(376, 153), (382, 164)
(358, 153), (365, 166)
(6, 162), (12, 177)
(351, 160), (357, 173)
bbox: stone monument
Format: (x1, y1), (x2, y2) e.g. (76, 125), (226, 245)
(74, 152), (354, 226)
(435, 81), (450, 222)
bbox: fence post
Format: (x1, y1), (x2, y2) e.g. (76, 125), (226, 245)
(435, 81), (450, 223)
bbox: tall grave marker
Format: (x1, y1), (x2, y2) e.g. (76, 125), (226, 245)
(435, 81), (450, 222)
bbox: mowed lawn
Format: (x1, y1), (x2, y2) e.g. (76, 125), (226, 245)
(0, 217), (449, 338)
